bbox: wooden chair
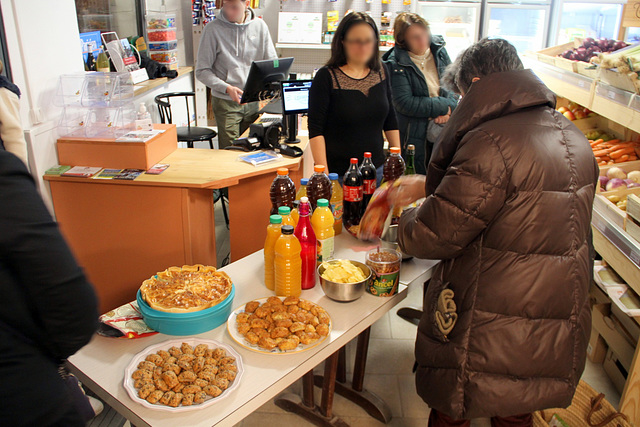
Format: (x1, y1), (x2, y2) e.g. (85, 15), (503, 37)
(154, 92), (217, 149)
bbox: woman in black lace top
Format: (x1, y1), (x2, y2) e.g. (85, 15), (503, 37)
(308, 12), (400, 179)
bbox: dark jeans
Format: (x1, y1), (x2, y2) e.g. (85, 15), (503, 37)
(428, 409), (533, 427)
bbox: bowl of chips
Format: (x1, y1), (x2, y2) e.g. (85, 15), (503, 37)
(318, 260), (371, 302)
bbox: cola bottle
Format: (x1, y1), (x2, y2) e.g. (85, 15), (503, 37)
(342, 158), (363, 234)
(360, 152), (377, 215)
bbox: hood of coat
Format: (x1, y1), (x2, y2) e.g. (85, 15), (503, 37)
(427, 69), (556, 194)
(216, 7), (257, 56)
(382, 35), (446, 65)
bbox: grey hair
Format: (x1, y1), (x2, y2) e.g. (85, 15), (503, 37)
(441, 55), (462, 95)
(446, 38), (524, 94)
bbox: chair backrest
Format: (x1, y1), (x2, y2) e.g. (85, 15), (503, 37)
(153, 92), (195, 129)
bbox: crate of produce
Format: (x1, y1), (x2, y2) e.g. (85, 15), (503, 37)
(576, 61), (598, 78)
(148, 41), (178, 51)
(591, 139), (639, 168)
(598, 68), (640, 94)
(536, 41), (576, 70)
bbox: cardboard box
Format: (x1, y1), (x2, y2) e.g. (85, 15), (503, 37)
(592, 304), (636, 371)
(56, 124), (177, 170)
(587, 327), (608, 363)
(603, 348), (628, 395)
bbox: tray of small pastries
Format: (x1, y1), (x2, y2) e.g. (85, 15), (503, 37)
(227, 296), (331, 354)
(124, 339), (243, 411)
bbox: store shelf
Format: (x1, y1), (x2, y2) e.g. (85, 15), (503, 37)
(276, 43), (392, 51)
(529, 60), (594, 107)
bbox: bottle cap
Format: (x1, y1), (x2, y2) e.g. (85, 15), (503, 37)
(328, 173), (339, 181)
(281, 225), (295, 235)
(301, 178), (309, 185)
(364, 152), (372, 158)
(350, 158), (358, 164)
(317, 198), (329, 207)
(314, 165), (326, 173)
(300, 196), (309, 203)
(277, 168), (289, 176)
(270, 215), (282, 224)
(278, 206), (291, 216)
(407, 144), (415, 150)
(390, 147), (401, 154)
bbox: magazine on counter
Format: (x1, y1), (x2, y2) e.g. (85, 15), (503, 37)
(114, 169), (144, 180)
(61, 166), (103, 178)
(93, 168), (123, 179)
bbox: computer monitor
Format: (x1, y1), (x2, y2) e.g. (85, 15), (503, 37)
(241, 57), (294, 104)
(281, 80), (312, 115)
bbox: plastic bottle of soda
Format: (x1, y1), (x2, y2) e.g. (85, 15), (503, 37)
(343, 158), (363, 234)
(311, 199), (335, 264)
(264, 214), (283, 291)
(294, 197), (317, 289)
(307, 165), (332, 210)
(269, 168), (296, 215)
(405, 144), (416, 175)
(383, 147), (405, 183)
(274, 225), (302, 297)
(360, 152), (377, 214)
(328, 173), (343, 235)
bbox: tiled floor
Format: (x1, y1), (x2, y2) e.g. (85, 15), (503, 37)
(96, 204), (623, 426)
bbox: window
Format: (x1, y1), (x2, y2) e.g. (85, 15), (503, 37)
(75, 0), (145, 38)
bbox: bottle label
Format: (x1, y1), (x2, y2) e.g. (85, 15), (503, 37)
(331, 202), (343, 221)
(317, 237), (335, 263)
(343, 186), (363, 202)
(363, 179), (376, 195)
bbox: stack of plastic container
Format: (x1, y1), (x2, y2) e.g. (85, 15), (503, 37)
(147, 14), (178, 71)
(55, 72), (136, 138)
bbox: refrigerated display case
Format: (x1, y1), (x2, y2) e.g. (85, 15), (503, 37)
(555, 0), (624, 45)
(483, 1), (550, 52)
(418, 1), (481, 59)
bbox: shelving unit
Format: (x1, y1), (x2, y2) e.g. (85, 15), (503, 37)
(532, 57), (640, 423)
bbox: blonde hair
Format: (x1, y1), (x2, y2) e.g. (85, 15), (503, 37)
(393, 12), (430, 51)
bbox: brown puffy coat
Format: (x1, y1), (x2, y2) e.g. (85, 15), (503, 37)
(398, 69), (598, 419)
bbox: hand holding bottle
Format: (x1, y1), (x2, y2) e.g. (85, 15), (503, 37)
(387, 175), (427, 207)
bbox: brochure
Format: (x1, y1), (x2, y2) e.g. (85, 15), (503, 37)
(93, 169), (123, 179)
(61, 166), (103, 178)
(114, 169), (144, 180)
(238, 151), (281, 167)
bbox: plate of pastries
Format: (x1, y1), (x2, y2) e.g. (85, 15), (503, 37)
(124, 339), (242, 411)
(227, 296), (331, 354)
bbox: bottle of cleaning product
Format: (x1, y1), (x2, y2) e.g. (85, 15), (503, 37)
(135, 103), (153, 131)
(311, 198), (335, 264)
(264, 214), (283, 291)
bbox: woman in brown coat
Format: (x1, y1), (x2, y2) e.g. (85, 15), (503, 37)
(392, 38), (598, 426)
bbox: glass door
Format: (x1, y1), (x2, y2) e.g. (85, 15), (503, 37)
(483, 3), (550, 52)
(418, 1), (482, 59)
(557, 1), (624, 44)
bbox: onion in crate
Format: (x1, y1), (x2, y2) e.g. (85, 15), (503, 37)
(606, 167), (627, 180)
(598, 176), (609, 190)
(628, 171), (640, 183)
(606, 178), (627, 191)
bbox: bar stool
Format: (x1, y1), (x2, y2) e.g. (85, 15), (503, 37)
(154, 92), (217, 149)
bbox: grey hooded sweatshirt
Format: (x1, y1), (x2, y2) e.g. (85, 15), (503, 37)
(196, 8), (277, 100)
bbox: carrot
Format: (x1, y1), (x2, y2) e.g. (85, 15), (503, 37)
(609, 147), (636, 159)
(615, 154), (630, 163)
(593, 149), (611, 157)
(608, 160), (615, 165)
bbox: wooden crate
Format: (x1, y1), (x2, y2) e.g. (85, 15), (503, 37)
(588, 327), (608, 363)
(592, 303), (636, 371)
(576, 61), (599, 78)
(56, 124), (177, 170)
(598, 68), (640, 94)
(603, 348), (628, 394)
(537, 41), (577, 71)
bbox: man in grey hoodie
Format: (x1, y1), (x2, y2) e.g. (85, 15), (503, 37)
(196, 0), (277, 148)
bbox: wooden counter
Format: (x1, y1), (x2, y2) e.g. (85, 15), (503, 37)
(133, 66), (193, 97)
(45, 124), (308, 312)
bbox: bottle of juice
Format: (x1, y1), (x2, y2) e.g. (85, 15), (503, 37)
(307, 165), (332, 210)
(405, 144), (416, 175)
(329, 173), (343, 235)
(383, 147), (405, 183)
(296, 178), (309, 201)
(311, 198), (335, 264)
(343, 158), (363, 234)
(360, 152), (377, 214)
(274, 225), (302, 297)
(264, 214), (283, 291)
(294, 197), (317, 289)
(269, 168), (296, 215)
(278, 206), (296, 227)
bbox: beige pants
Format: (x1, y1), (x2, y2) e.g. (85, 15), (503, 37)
(212, 97), (260, 149)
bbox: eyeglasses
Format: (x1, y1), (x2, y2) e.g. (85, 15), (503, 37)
(343, 39), (376, 47)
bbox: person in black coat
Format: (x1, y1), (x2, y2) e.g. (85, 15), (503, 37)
(0, 150), (99, 426)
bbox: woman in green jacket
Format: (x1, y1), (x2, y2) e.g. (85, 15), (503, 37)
(383, 13), (458, 174)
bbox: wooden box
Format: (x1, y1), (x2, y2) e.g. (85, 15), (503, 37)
(56, 124), (177, 170)
(576, 61), (599, 78)
(598, 68), (640, 94)
(587, 327), (608, 364)
(603, 348), (628, 395)
(592, 303), (636, 371)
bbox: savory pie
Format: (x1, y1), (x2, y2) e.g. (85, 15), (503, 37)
(140, 265), (233, 313)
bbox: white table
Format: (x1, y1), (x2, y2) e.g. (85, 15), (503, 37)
(68, 232), (438, 427)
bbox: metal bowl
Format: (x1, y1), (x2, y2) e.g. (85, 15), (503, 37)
(380, 224), (413, 261)
(317, 260), (371, 302)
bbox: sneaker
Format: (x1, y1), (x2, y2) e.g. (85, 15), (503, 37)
(87, 396), (104, 417)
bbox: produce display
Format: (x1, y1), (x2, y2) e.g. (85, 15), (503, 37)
(230, 296), (331, 353)
(557, 102), (593, 121)
(320, 259), (368, 283)
(140, 265), (233, 313)
(590, 139), (638, 166)
(599, 167), (640, 210)
(559, 37), (628, 63)
(130, 342), (238, 408)
(594, 42), (640, 70)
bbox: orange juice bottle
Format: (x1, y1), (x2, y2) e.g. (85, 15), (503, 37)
(264, 214), (283, 291)
(329, 173), (343, 235)
(278, 206), (296, 228)
(274, 225), (302, 297)
(311, 198), (335, 264)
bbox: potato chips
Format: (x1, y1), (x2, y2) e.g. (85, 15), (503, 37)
(320, 260), (367, 283)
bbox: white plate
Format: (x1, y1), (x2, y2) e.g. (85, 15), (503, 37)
(227, 297), (331, 355)
(123, 338), (243, 412)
